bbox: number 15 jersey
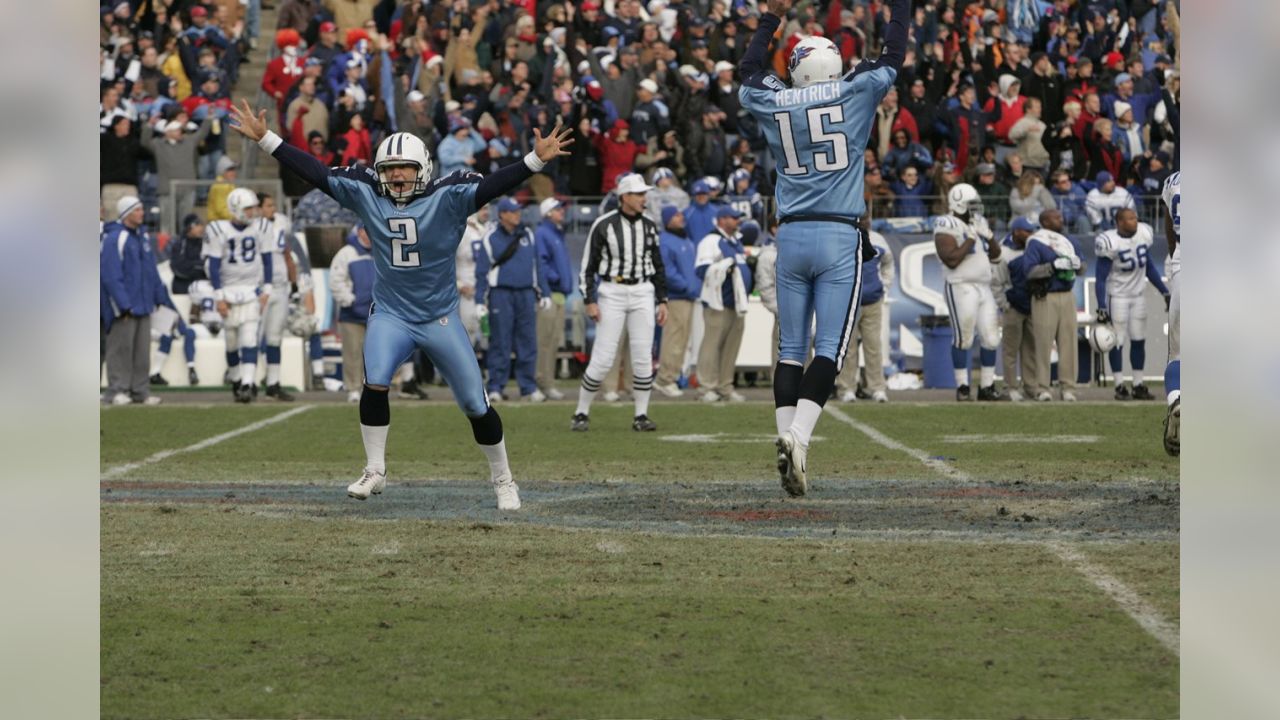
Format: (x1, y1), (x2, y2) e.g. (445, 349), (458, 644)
(326, 165), (481, 323)
(739, 63), (896, 220)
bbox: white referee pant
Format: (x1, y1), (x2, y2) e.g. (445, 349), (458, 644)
(944, 281), (1000, 350)
(582, 281), (656, 393)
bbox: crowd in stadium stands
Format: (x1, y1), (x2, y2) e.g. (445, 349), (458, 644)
(101, 0), (1180, 402)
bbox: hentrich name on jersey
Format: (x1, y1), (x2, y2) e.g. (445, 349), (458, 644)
(773, 81), (839, 106)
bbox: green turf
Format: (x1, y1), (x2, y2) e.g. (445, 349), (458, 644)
(100, 402), (1180, 484)
(102, 507), (1177, 719)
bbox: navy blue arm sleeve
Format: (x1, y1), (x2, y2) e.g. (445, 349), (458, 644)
(1145, 257), (1170, 295)
(1095, 257), (1111, 309)
(875, 0), (910, 74)
(273, 141), (336, 197)
(473, 160), (535, 210)
(739, 12), (782, 80)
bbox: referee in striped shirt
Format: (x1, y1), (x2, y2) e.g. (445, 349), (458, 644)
(572, 173), (669, 432)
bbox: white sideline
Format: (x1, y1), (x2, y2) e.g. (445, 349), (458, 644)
(823, 404), (1179, 655)
(823, 405), (972, 481)
(1045, 542), (1180, 657)
(101, 405), (314, 480)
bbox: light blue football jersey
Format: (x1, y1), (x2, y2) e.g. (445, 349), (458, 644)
(739, 64), (896, 220)
(326, 166), (480, 323)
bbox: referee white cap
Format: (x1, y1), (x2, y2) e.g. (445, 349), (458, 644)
(615, 173), (653, 196)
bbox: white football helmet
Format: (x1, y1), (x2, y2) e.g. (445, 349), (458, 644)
(375, 132), (432, 201)
(226, 187), (259, 224)
(788, 36), (842, 88)
(947, 183), (984, 217)
(287, 302), (319, 337)
(1091, 323), (1118, 353)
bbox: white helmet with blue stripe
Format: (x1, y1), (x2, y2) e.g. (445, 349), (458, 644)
(375, 132), (432, 201)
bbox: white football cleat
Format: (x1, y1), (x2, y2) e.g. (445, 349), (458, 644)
(142, 396), (163, 405)
(775, 430), (808, 497)
(602, 391), (621, 402)
(1008, 390), (1025, 402)
(726, 391), (747, 402)
(111, 393), (133, 406)
(872, 390), (888, 403)
(655, 382), (684, 398)
(347, 391), (361, 403)
(1036, 391), (1053, 402)
(545, 387), (566, 400)
(493, 474), (521, 511)
(347, 468), (386, 500)
(526, 389), (547, 403)
(487, 391), (504, 403)
(839, 390), (856, 403)
(1062, 390), (1078, 402)
(700, 391), (721, 403)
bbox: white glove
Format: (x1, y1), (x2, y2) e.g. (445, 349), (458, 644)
(476, 304), (488, 319)
(1070, 255), (1082, 270)
(1052, 257), (1074, 271)
(538, 297), (552, 310)
(972, 216), (994, 241)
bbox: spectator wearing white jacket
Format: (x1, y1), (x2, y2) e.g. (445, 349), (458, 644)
(328, 224), (375, 402)
(694, 206), (752, 402)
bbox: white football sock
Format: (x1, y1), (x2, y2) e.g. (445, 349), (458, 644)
(633, 389), (651, 418)
(187, 360), (196, 369)
(575, 386), (596, 416)
(267, 364), (281, 385)
(954, 368), (969, 387)
(240, 362), (256, 384)
(312, 359), (325, 376)
(360, 424), (388, 473)
(1167, 389), (1180, 406)
(775, 406), (796, 436)
(151, 350), (167, 374)
(479, 439), (511, 480)
(1133, 368), (1145, 386)
(979, 365), (995, 388)
(399, 363), (415, 382)
(788, 399), (823, 448)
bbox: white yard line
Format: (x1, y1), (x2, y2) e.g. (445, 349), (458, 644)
(101, 405), (314, 481)
(1045, 541), (1180, 656)
(823, 405), (972, 481)
(941, 434), (1100, 444)
(824, 404), (1177, 654)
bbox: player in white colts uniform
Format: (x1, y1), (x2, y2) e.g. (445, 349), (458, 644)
(203, 187), (275, 403)
(934, 184), (1004, 401)
(257, 192), (296, 401)
(1094, 208), (1170, 400)
(1160, 171), (1180, 455)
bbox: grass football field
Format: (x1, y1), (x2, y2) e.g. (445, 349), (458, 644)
(101, 396), (1179, 719)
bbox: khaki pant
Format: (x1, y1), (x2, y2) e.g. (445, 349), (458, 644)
(835, 299), (886, 395)
(1001, 307), (1037, 395)
(698, 306), (745, 395)
(655, 299), (696, 386)
(1031, 291), (1077, 393)
(536, 300), (565, 392)
(340, 321), (367, 391)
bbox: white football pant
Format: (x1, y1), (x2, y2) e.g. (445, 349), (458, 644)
(944, 281), (1000, 350)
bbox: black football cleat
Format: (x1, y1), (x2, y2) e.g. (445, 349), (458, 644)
(187, 368), (200, 386)
(398, 380), (430, 400)
(1163, 398), (1180, 456)
(150, 373), (169, 386)
(265, 383), (295, 401)
(1115, 384), (1131, 401)
(632, 414), (657, 432)
(1131, 384), (1154, 401)
(956, 384), (972, 401)
(570, 413), (590, 432)
(977, 385), (1006, 401)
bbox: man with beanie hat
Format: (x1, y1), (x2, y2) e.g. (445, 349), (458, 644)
(655, 205), (699, 397)
(101, 196), (165, 405)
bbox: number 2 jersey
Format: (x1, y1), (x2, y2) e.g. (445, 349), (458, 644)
(202, 218), (274, 297)
(325, 165), (480, 323)
(738, 15), (897, 220)
(1095, 223), (1156, 298)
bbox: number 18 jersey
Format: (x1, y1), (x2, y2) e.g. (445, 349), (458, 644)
(739, 63), (896, 220)
(202, 218), (274, 290)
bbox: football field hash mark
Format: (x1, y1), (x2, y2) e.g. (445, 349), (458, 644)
(941, 434), (1101, 444)
(100, 405), (315, 480)
(823, 405), (972, 481)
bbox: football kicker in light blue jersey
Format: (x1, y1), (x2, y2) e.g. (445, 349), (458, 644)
(326, 165), (480, 324)
(739, 66), (896, 219)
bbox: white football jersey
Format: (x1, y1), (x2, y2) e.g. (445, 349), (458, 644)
(1161, 171), (1180, 237)
(933, 214), (992, 284)
(1095, 223), (1156, 298)
(266, 212), (291, 285)
(202, 218), (274, 289)
(989, 241), (1026, 310)
(1085, 186), (1136, 229)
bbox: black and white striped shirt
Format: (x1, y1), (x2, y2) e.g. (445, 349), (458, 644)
(579, 209), (668, 304)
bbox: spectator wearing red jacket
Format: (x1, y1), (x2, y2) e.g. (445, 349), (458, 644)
(262, 30), (304, 120)
(593, 120), (644, 194)
(983, 74), (1026, 163)
(338, 113), (371, 166)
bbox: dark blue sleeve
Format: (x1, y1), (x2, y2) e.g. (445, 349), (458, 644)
(100, 233), (131, 313)
(1145, 257), (1170, 295)
(739, 12), (782, 89)
(263, 255), (274, 286)
(847, 0), (910, 79)
(273, 140), (339, 196)
(1095, 257), (1112, 309)
(207, 257), (223, 289)
(472, 160), (535, 210)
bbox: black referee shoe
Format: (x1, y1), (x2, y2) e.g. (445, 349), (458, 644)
(570, 413), (589, 432)
(632, 415), (657, 432)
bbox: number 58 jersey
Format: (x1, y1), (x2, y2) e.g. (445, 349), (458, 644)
(1095, 223), (1156, 298)
(202, 218), (274, 291)
(326, 165), (481, 323)
(739, 63), (896, 220)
